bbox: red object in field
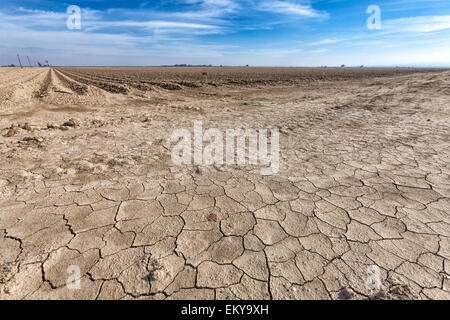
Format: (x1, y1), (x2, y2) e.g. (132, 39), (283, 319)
(203, 72), (209, 76)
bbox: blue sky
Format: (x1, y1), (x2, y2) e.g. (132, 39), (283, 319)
(0, 0), (449, 66)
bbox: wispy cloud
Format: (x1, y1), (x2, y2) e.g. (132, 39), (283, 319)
(4, 7), (225, 35)
(383, 15), (450, 33)
(258, 1), (329, 18)
(1, 1), (449, 66)
(308, 38), (347, 46)
(96, 20), (219, 30)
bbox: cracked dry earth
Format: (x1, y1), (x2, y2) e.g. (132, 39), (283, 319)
(0, 67), (450, 300)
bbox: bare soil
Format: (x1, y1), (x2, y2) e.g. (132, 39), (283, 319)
(0, 67), (449, 300)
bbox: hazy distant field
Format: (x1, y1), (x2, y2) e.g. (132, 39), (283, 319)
(1, 67), (449, 300)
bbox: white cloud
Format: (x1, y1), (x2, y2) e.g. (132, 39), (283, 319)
(99, 20), (219, 30)
(308, 38), (347, 46)
(0, 8), (230, 66)
(2, 8), (223, 34)
(258, 1), (328, 18)
(383, 15), (450, 33)
(2, 3), (448, 66)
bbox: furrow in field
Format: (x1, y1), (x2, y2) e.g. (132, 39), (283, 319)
(58, 70), (128, 95)
(53, 69), (88, 95)
(33, 69), (52, 98)
(61, 69), (195, 91)
(65, 71), (154, 92)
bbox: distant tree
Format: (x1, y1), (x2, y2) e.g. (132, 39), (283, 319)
(37, 62), (42, 67)
(341, 64), (345, 68)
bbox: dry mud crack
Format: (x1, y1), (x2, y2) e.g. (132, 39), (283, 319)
(0, 67), (449, 300)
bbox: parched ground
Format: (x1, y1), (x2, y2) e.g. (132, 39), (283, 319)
(0, 67), (449, 300)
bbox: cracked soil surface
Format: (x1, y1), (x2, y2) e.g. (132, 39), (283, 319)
(0, 67), (449, 300)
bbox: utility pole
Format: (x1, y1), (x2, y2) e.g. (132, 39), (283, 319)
(27, 56), (32, 67)
(17, 54), (23, 68)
